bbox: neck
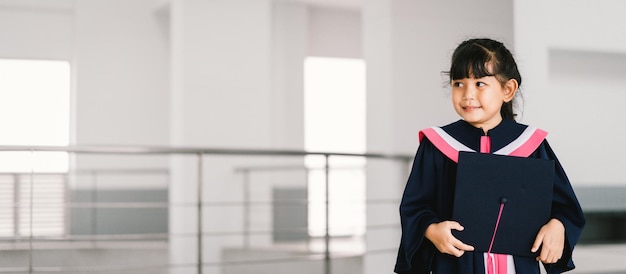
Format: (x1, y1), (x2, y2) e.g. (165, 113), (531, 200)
(468, 117), (503, 135)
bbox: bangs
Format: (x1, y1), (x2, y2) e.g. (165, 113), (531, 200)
(449, 44), (496, 81)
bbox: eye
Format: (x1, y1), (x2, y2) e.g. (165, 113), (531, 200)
(476, 82), (486, 87)
(452, 81), (464, 88)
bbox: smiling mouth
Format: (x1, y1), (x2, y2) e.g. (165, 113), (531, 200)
(462, 106), (482, 110)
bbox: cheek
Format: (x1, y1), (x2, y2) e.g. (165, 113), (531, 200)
(484, 97), (504, 110)
(451, 91), (462, 103)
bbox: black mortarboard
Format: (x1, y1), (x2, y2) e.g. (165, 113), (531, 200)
(452, 151), (555, 257)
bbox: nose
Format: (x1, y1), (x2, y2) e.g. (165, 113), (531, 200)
(462, 86), (476, 101)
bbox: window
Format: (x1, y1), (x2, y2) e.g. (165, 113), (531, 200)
(304, 57), (366, 238)
(0, 59), (70, 236)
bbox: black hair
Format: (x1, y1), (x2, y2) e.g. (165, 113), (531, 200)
(445, 38), (522, 120)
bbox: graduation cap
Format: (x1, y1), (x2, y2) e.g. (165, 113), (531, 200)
(452, 151), (555, 257)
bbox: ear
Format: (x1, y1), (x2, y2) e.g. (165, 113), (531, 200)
(503, 79), (518, 103)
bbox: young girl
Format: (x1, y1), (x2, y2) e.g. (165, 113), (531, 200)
(393, 38), (585, 274)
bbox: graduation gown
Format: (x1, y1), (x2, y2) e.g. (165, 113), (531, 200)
(394, 119), (585, 274)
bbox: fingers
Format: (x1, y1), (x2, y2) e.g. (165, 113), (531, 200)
(453, 238), (475, 252)
(535, 238), (563, 264)
(443, 239), (473, 257)
(445, 245), (466, 257)
(446, 221), (475, 257)
(533, 219), (565, 264)
(536, 247), (562, 264)
(426, 221), (474, 258)
(447, 221), (464, 232)
(531, 231), (544, 253)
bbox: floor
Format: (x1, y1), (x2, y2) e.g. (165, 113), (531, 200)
(567, 243), (626, 274)
(0, 241), (623, 273)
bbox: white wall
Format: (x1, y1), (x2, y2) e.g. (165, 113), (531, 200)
(0, 0), (73, 60)
(515, 0), (626, 186)
(0, 0), (170, 170)
(308, 6), (361, 58)
(0, 0), (171, 177)
(73, 0), (169, 147)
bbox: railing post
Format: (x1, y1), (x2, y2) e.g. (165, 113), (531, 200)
(197, 153), (203, 274)
(29, 149), (34, 274)
(324, 154), (331, 274)
(242, 169), (251, 249)
(13, 174), (20, 239)
(305, 167), (311, 251)
(91, 170), (98, 247)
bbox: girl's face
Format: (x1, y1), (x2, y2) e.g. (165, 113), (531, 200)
(451, 76), (517, 132)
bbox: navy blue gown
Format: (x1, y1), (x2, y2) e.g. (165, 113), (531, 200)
(394, 119), (585, 274)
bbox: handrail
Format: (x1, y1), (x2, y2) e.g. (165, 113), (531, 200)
(0, 145), (412, 274)
(0, 145), (413, 160)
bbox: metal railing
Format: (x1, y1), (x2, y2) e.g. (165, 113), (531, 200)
(0, 145), (412, 274)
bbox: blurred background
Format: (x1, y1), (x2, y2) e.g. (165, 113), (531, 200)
(0, 0), (625, 273)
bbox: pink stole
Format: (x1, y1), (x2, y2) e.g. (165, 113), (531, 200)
(481, 135), (507, 274)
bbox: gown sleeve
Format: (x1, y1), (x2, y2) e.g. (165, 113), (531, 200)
(533, 140), (586, 273)
(394, 138), (443, 273)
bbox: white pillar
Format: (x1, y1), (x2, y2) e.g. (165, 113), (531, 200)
(271, 2), (307, 150)
(363, 3), (417, 273)
(169, 1), (274, 273)
(169, 1), (307, 273)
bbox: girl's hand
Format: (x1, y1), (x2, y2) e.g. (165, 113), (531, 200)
(425, 221), (475, 257)
(531, 218), (565, 264)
